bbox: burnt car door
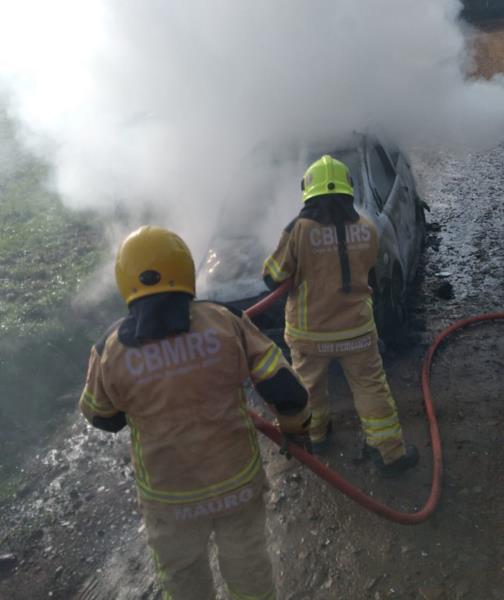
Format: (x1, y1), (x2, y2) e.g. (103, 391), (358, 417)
(365, 139), (417, 282)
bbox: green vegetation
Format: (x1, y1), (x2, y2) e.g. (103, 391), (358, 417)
(0, 143), (102, 335)
(0, 114), (113, 477)
(0, 469), (24, 503)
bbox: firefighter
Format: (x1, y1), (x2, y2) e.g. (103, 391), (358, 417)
(262, 155), (419, 477)
(79, 226), (311, 600)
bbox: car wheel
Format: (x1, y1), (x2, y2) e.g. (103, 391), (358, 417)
(378, 266), (408, 345)
(415, 197), (428, 248)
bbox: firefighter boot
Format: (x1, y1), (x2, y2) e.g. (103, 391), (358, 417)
(356, 444), (419, 478)
(311, 421), (333, 455)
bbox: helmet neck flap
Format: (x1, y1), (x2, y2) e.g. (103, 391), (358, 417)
(299, 194), (359, 225)
(118, 292), (192, 347)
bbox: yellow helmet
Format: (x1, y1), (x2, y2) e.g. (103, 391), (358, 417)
(301, 155), (354, 202)
(115, 226), (195, 305)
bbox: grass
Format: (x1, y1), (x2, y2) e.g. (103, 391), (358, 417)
(0, 114), (113, 478)
(0, 144), (103, 336)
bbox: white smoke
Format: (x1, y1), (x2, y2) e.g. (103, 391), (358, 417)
(0, 0), (503, 264)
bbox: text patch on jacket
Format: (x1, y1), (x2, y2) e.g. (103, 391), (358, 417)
(124, 328), (222, 380)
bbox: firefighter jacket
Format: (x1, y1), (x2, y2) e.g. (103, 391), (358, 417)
(80, 301), (309, 509)
(263, 210), (379, 347)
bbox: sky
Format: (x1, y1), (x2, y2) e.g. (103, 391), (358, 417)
(0, 0), (503, 277)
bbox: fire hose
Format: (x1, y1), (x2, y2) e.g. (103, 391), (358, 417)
(245, 279), (503, 525)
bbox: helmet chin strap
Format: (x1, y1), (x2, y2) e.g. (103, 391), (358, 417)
(334, 221), (352, 294)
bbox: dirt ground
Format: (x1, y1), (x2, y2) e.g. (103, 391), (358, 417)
(1, 26), (504, 600)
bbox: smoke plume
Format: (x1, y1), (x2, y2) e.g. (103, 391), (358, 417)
(1, 0), (503, 264)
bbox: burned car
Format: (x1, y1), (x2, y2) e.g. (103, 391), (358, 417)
(197, 133), (427, 345)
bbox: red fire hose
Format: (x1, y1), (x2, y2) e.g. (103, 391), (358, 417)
(245, 281), (503, 524)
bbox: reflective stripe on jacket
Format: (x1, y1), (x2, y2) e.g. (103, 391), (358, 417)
(79, 302), (300, 506)
(263, 215), (379, 344)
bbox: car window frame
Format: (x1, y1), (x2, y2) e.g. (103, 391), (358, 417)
(366, 140), (398, 211)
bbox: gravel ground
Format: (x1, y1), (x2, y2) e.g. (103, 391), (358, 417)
(1, 27), (504, 600)
(0, 137), (503, 600)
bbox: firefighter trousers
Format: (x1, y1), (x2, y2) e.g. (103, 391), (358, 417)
(290, 334), (405, 463)
(141, 493), (276, 600)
